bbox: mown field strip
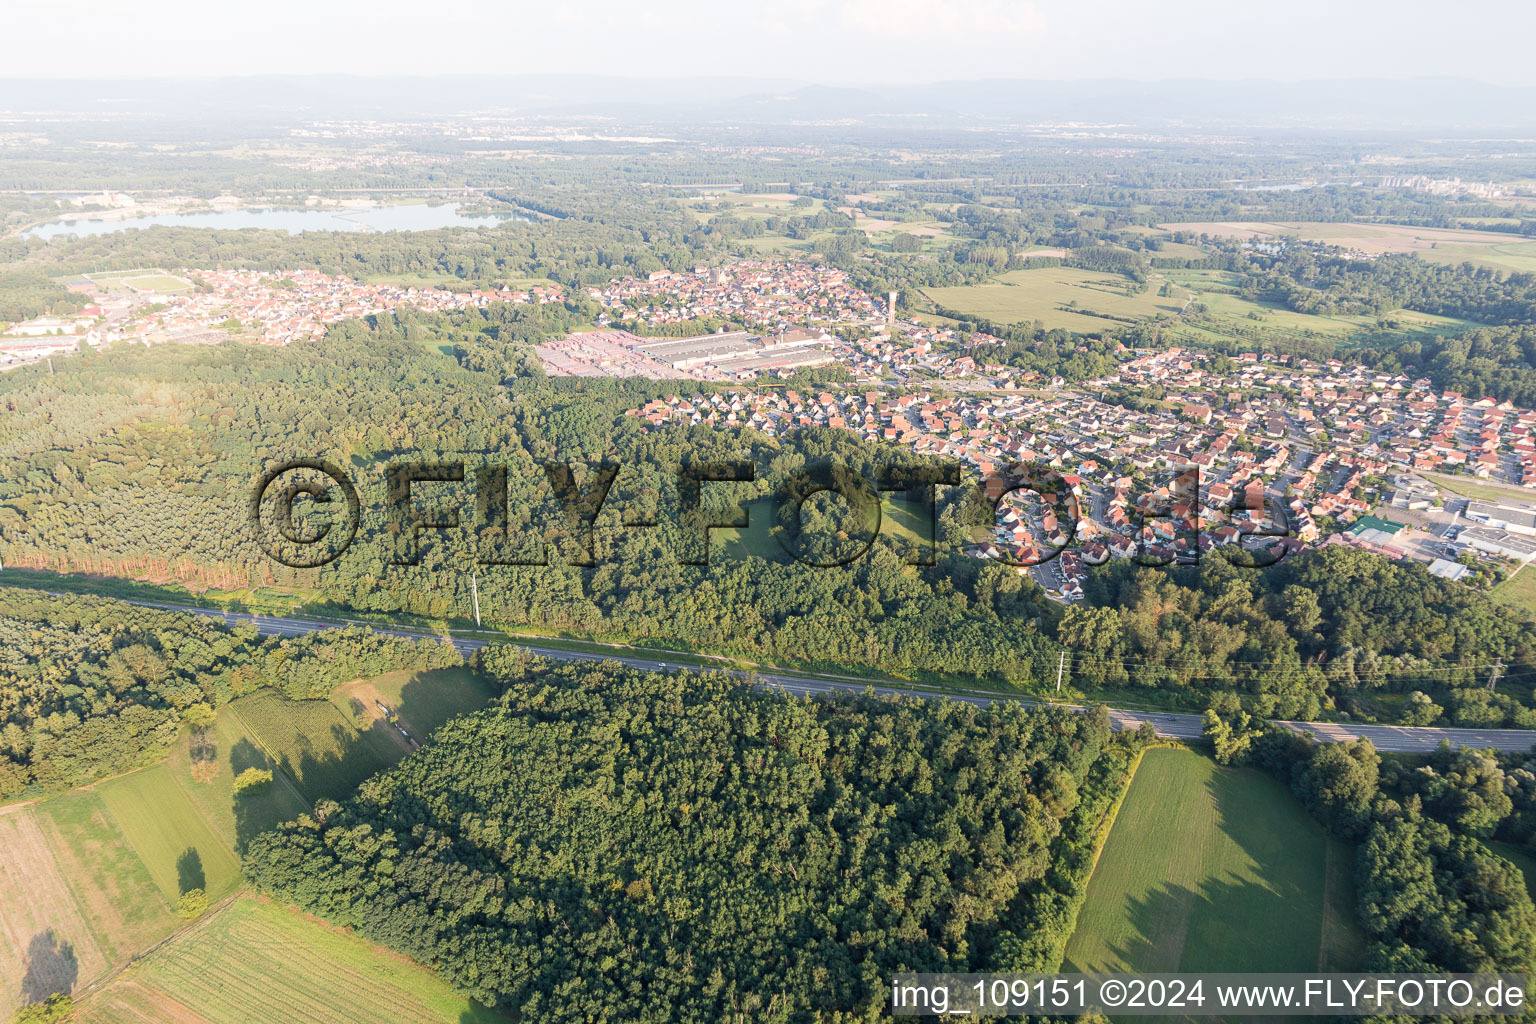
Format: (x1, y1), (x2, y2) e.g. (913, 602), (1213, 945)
(69, 895), (506, 1024)
(96, 765), (242, 902)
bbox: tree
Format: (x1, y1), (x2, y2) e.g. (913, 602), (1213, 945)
(1409, 748), (1513, 839)
(176, 888), (207, 920)
(1203, 695), (1264, 766)
(182, 703), (216, 730)
(232, 767), (273, 797)
(1402, 690), (1444, 726)
(245, 660), (1132, 1019)
(11, 994), (73, 1024)
(1293, 739), (1378, 841)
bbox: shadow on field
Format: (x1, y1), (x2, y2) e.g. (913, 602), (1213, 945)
(1102, 768), (1322, 974)
(1106, 875), (1298, 973)
(392, 668), (501, 740)
(176, 847), (206, 895)
(231, 737), (280, 853)
(249, 717), (394, 808)
(19, 930), (77, 1004)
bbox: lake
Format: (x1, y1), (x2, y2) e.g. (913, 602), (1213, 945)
(23, 202), (526, 240)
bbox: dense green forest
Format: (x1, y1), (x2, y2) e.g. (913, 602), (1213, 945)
(0, 269), (89, 324)
(0, 587), (459, 797)
(1242, 250), (1536, 324)
(1072, 546), (1536, 724)
(244, 652), (1144, 1022)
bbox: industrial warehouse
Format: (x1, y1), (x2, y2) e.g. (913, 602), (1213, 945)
(536, 326), (835, 380)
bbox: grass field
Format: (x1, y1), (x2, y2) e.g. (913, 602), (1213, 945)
(0, 688), (462, 1018)
(334, 666), (500, 745)
(0, 805), (115, 1018)
(96, 764), (244, 904)
(0, 703), (320, 1017)
(73, 895), (508, 1024)
(231, 690), (399, 804)
(924, 266), (1188, 330)
(1064, 749), (1364, 976)
(1160, 268), (1476, 348)
(1160, 221), (1536, 275)
(84, 271), (192, 294)
(1493, 564), (1536, 618)
(1149, 240), (1210, 260)
(34, 790), (178, 961)
(1427, 471), (1536, 504)
(169, 706), (310, 853)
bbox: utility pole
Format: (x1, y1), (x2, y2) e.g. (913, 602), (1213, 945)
(1490, 658), (1505, 692)
(471, 572), (481, 628)
(1056, 650), (1067, 693)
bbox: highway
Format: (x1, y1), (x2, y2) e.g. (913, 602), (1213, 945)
(123, 597), (1536, 755)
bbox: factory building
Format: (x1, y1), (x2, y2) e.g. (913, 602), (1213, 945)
(638, 328), (834, 377)
(1464, 500), (1536, 538)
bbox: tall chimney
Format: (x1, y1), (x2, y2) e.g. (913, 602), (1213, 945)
(887, 290), (898, 331)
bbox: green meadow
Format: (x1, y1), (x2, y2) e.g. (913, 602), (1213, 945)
(1064, 749), (1364, 976)
(924, 266), (1188, 330)
(337, 665), (501, 741)
(96, 764), (244, 903)
(713, 494), (936, 563)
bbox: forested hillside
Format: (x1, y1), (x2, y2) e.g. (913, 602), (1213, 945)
(244, 652), (1142, 1021)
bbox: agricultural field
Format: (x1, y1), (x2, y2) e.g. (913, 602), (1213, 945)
(32, 789), (179, 963)
(1160, 221), (1536, 275)
(230, 690), (399, 804)
(0, 684), (464, 1019)
(1063, 749), (1364, 974)
(681, 191), (960, 253)
(684, 191), (828, 225)
(0, 703), (321, 1017)
(71, 895), (508, 1024)
(333, 666), (499, 746)
(96, 764), (244, 904)
(0, 805), (114, 1019)
(923, 266), (1189, 330)
(1147, 240), (1210, 260)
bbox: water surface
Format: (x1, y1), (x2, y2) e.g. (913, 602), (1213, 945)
(25, 202), (524, 239)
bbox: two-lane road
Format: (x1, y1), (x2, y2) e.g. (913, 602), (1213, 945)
(125, 597), (1536, 754)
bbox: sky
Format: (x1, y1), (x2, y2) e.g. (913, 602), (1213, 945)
(3, 0), (1534, 85)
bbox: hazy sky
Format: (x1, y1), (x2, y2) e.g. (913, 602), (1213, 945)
(4, 0), (1533, 85)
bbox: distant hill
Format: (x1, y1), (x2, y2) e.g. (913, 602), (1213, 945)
(1, 74), (1533, 130)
